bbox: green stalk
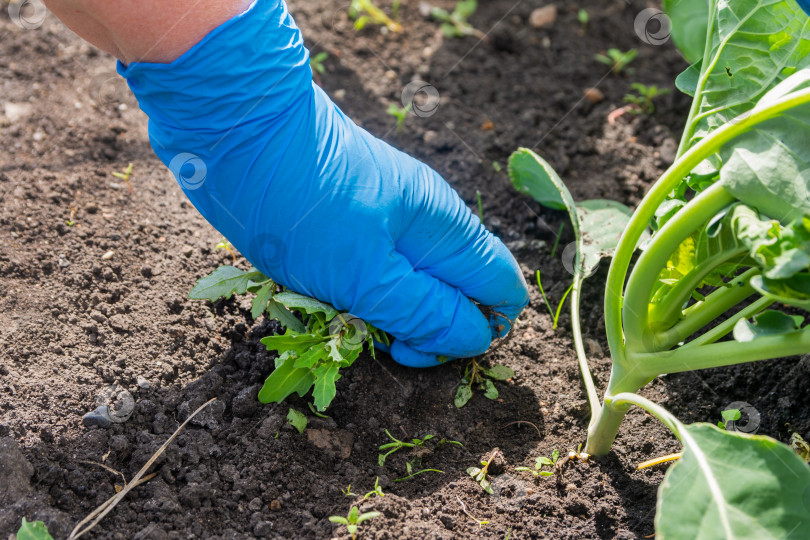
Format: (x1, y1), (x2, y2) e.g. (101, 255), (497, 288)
(683, 296), (774, 348)
(571, 275), (601, 423)
(654, 274), (756, 350)
(609, 392), (685, 440)
(631, 326), (810, 378)
(622, 183), (736, 352)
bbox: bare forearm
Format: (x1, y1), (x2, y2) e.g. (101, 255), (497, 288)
(43, 0), (252, 64)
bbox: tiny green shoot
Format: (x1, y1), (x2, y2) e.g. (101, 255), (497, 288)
(717, 408), (741, 430)
(623, 83), (671, 114)
(394, 461), (444, 482)
(329, 506), (381, 540)
(310, 51), (329, 84)
(349, 0), (402, 32)
(455, 359), (514, 408)
(515, 449), (560, 477)
(577, 9), (589, 28)
(363, 477), (385, 499)
(287, 407), (307, 434)
(112, 162), (134, 194)
(550, 222), (564, 258)
(429, 0), (485, 40)
(387, 103), (409, 133)
(535, 270), (573, 331)
(466, 449), (501, 494)
(476, 190), (484, 222)
(341, 485), (357, 497)
(594, 48), (637, 75)
(215, 237), (237, 265)
(492, 160), (502, 172)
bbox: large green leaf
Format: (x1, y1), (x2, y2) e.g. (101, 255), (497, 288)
(188, 266), (267, 301)
(719, 106), (810, 224)
(657, 423), (810, 539)
(261, 333), (328, 355)
(509, 148), (641, 277)
(683, 0), (810, 148)
(664, 0), (709, 64)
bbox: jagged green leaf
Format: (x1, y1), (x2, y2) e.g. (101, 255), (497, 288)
(188, 266), (267, 301)
(312, 362), (341, 411)
(258, 355), (314, 404)
(274, 291), (339, 320)
(251, 282), (275, 320)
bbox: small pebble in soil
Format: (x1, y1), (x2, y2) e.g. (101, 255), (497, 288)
(583, 87), (604, 104)
(82, 405), (112, 429)
(270, 499), (282, 511)
(529, 5), (557, 28)
(136, 376), (151, 389)
(101, 250), (114, 260)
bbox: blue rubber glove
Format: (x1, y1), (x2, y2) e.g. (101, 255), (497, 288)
(117, 0), (528, 367)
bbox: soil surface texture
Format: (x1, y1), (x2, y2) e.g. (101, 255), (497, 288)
(2, 0), (808, 539)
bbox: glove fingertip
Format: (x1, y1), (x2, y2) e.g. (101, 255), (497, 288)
(390, 340), (446, 368)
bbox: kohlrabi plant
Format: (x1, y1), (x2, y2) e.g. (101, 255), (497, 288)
(190, 266), (388, 412)
(510, 0), (810, 536)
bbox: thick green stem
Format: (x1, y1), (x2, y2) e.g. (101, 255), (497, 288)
(622, 183), (736, 352)
(584, 365), (652, 455)
(654, 274), (756, 350)
(610, 393), (685, 440)
(632, 326), (810, 379)
(683, 296), (774, 348)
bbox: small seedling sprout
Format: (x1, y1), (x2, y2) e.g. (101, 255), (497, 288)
(386, 103), (409, 133)
(717, 408), (741, 430)
(456, 495), (489, 526)
(623, 83), (671, 114)
(328, 506), (381, 540)
(310, 51), (329, 84)
(429, 0), (486, 40)
(348, 0), (402, 32)
(515, 449), (559, 477)
(455, 359), (514, 407)
(215, 237), (237, 265)
(535, 270), (573, 331)
(111, 162), (134, 194)
(577, 9), (589, 28)
(394, 461), (444, 482)
(476, 190), (484, 222)
(594, 48), (637, 75)
(549, 222), (564, 258)
(341, 485), (357, 497)
(363, 477), (385, 499)
(467, 449), (501, 494)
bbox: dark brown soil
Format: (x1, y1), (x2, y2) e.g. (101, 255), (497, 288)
(1, 1), (808, 539)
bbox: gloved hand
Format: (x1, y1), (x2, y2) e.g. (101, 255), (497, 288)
(117, 0), (529, 367)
